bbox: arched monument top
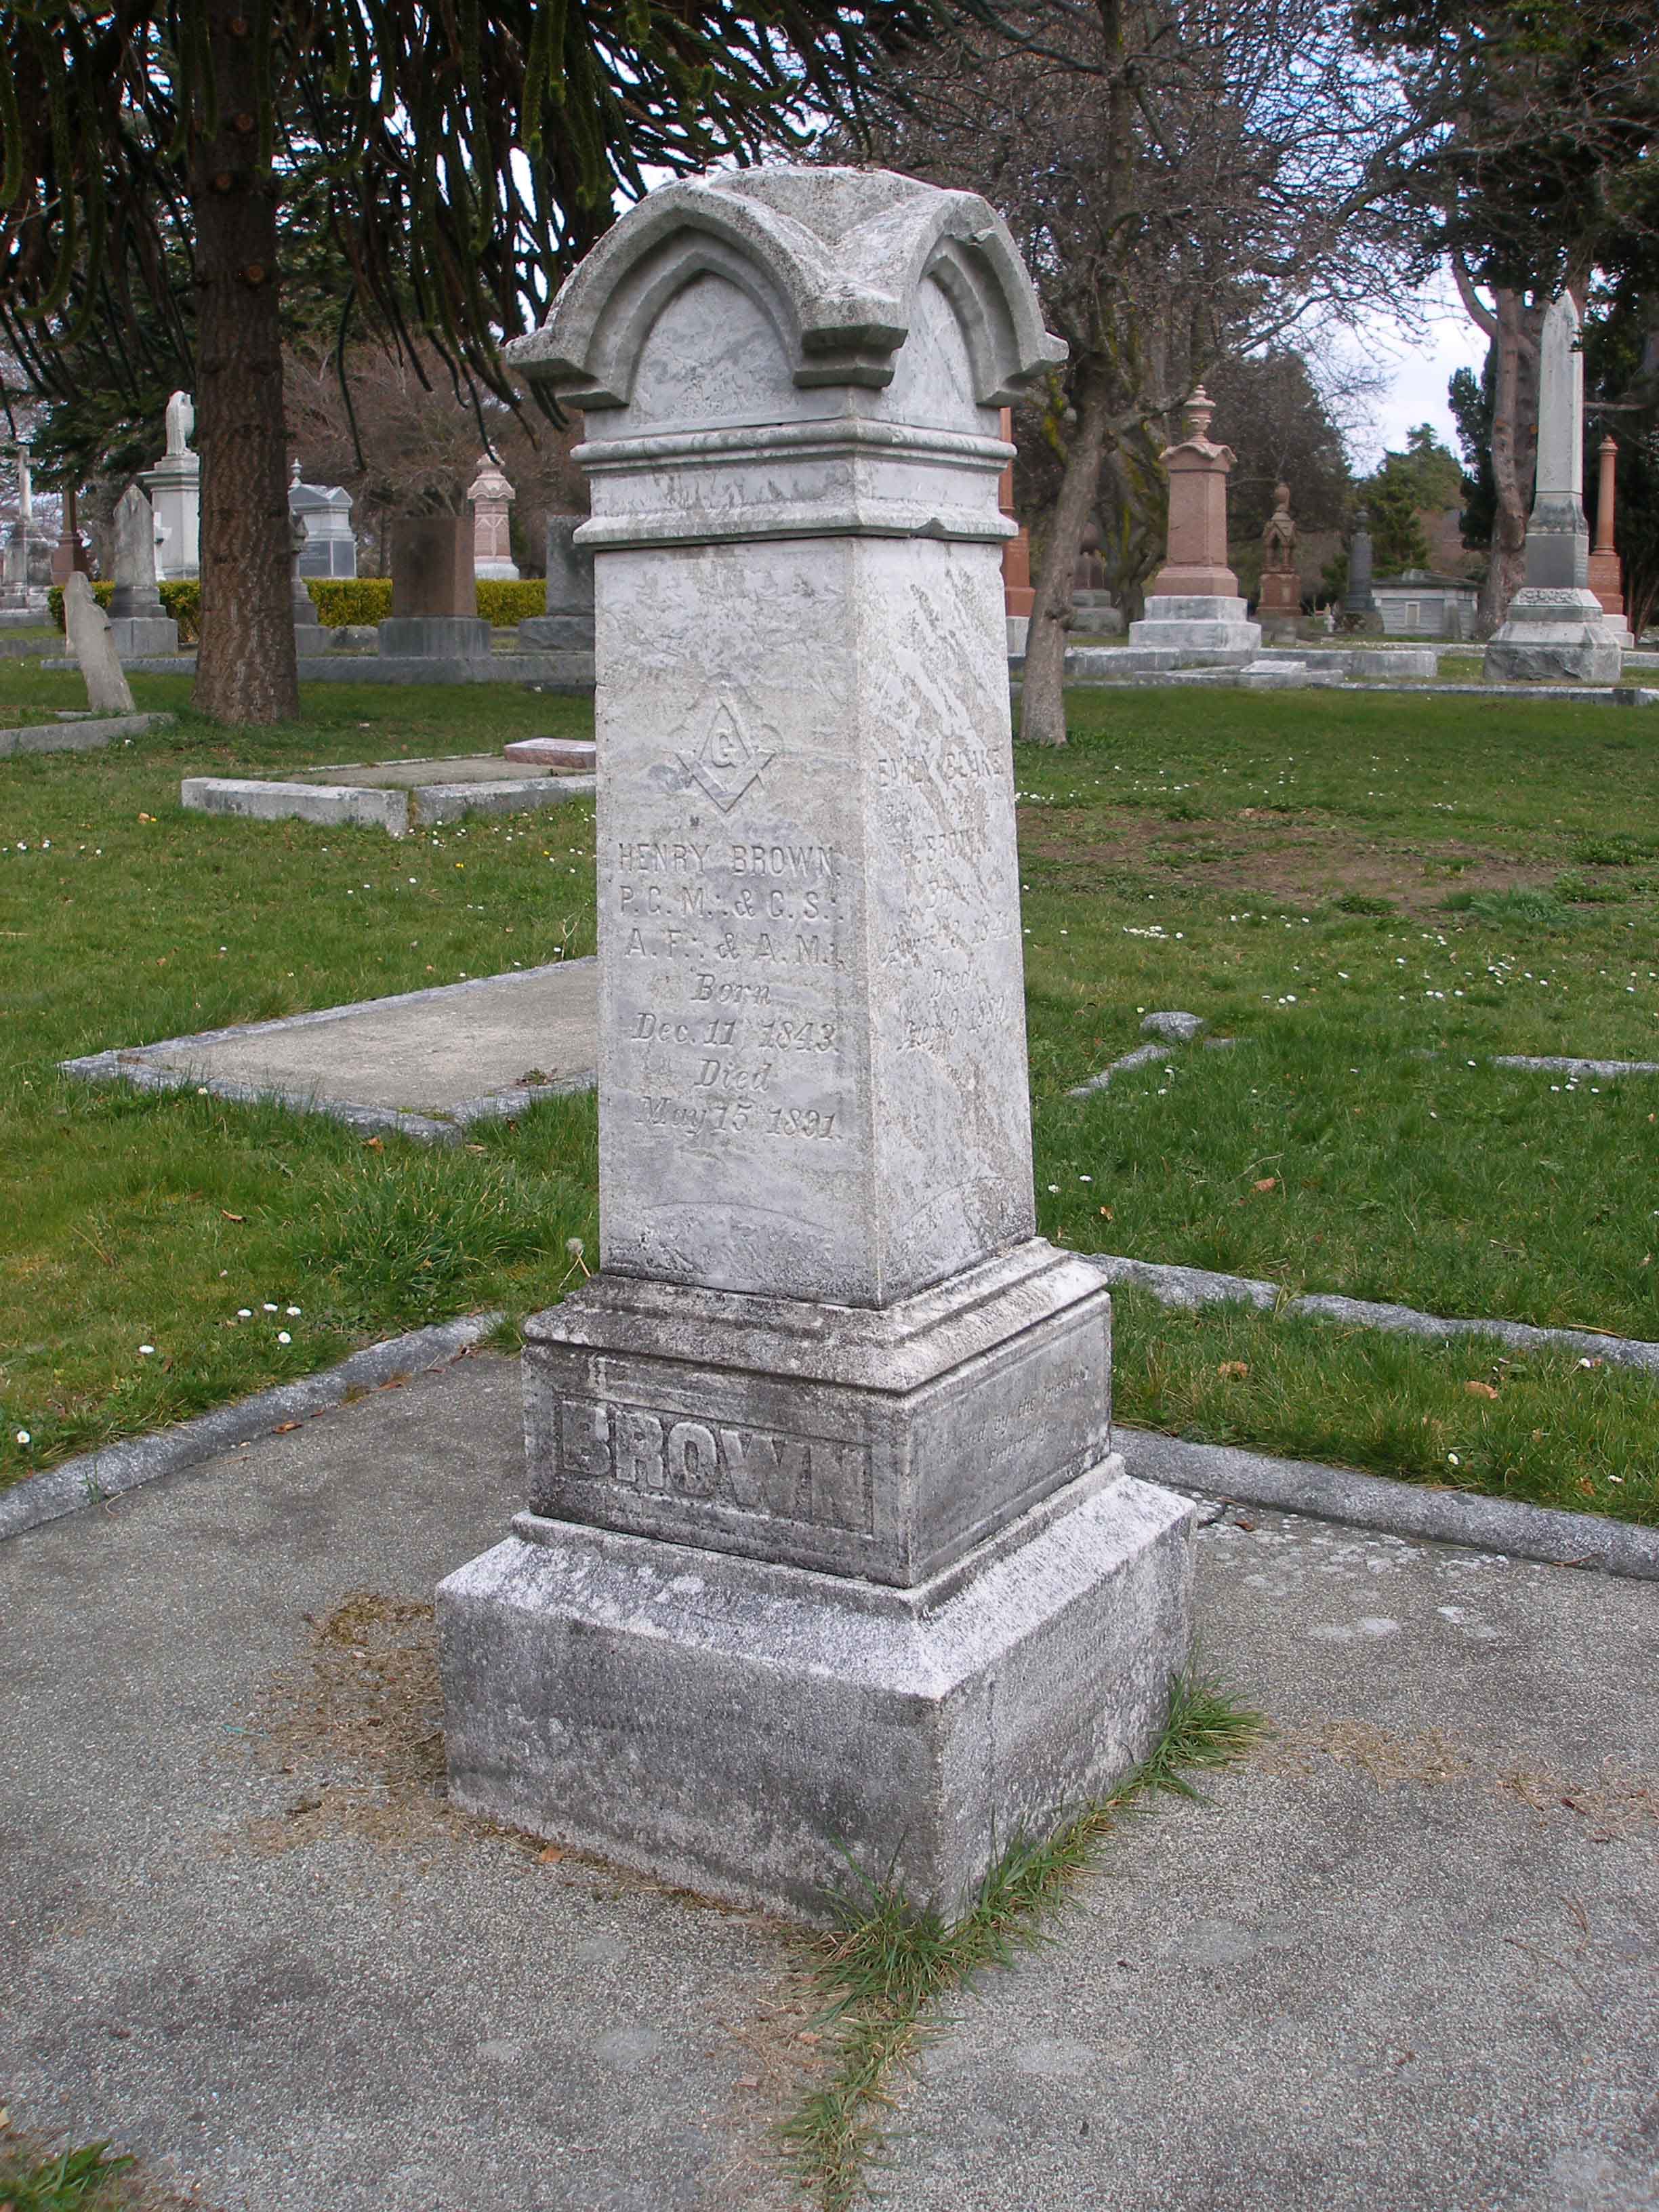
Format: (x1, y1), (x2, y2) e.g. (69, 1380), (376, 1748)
(507, 165), (1065, 411)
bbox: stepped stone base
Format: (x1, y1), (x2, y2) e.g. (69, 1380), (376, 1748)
(438, 1465), (1193, 1921)
(1485, 589), (1624, 684)
(1127, 594), (1261, 665)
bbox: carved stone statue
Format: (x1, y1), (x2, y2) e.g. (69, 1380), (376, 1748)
(163, 390), (195, 457)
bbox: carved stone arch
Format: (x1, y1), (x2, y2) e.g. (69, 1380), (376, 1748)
(570, 226), (804, 410)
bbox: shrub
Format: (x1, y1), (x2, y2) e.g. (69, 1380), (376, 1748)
(307, 577), (393, 627)
(476, 577), (547, 626)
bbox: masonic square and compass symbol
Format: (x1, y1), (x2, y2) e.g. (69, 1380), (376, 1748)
(675, 695), (779, 813)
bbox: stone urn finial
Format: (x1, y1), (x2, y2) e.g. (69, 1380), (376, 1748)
(1185, 386), (1216, 442)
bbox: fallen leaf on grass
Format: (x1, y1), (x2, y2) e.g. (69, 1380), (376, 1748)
(1252, 1176), (1278, 1193)
(1464, 1380), (1500, 1400)
(363, 1136), (384, 1151)
(1576, 1477), (1596, 1498)
(1217, 1361), (1250, 1381)
(1098, 1206), (1113, 1220)
(220, 1210), (245, 1223)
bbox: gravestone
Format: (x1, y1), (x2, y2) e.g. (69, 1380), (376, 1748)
(142, 391), (200, 580)
(291, 512), (322, 636)
(1486, 294), (1623, 682)
(108, 483), (179, 657)
(380, 515), (489, 659)
(1127, 389), (1259, 664)
(1256, 481), (1302, 634)
(1588, 436), (1634, 647)
(468, 459), (520, 579)
(64, 571), (136, 714)
(516, 516), (594, 649)
(289, 463), (358, 579)
(1343, 508), (1383, 633)
(438, 164), (1195, 1920)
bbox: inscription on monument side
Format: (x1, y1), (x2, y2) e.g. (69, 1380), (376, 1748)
(558, 1398), (874, 1533)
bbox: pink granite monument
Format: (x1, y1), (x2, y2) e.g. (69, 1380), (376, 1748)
(1589, 436), (1634, 647)
(1126, 388), (1259, 663)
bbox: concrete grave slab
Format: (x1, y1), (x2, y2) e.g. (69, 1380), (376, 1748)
(181, 753), (595, 836)
(59, 959), (598, 1140)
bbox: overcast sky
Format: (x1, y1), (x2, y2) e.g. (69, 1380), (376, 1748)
(1346, 283), (1491, 474)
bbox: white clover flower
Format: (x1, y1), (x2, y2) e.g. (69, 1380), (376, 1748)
(286, 1305), (301, 1317)
(277, 1332), (292, 1345)
(16, 1429), (30, 1445)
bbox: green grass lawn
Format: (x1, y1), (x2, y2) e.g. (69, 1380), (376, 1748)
(2, 664), (1655, 1523)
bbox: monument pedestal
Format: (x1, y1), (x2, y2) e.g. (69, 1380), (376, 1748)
(108, 615), (179, 658)
(439, 164), (1192, 1919)
(377, 614), (491, 658)
(514, 613), (594, 650)
(1485, 587), (1624, 682)
(443, 1456), (1191, 1921)
(1127, 592), (1260, 664)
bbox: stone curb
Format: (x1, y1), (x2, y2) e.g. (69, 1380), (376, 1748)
(0, 1311), (505, 1543)
(1086, 1251), (1659, 1376)
(0, 710), (176, 757)
(1119, 1425), (1659, 1581)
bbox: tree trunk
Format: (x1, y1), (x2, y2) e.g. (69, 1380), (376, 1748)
(1017, 377), (1110, 748)
(189, 0), (299, 724)
(1479, 287), (1539, 637)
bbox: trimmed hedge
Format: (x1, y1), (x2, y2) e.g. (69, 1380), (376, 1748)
(475, 578), (548, 626)
(48, 573), (549, 636)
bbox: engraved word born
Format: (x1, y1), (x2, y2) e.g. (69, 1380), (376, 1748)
(558, 1399), (874, 1533)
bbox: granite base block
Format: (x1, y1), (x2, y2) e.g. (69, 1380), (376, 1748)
(109, 615), (179, 659)
(438, 1466), (1195, 1921)
(516, 615), (596, 651)
(1126, 595), (1261, 665)
(377, 616), (492, 659)
(1483, 634), (1624, 684)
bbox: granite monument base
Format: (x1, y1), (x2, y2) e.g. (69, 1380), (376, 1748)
(1483, 588), (1624, 684)
(108, 615), (179, 659)
(377, 615), (492, 659)
(515, 614), (595, 651)
(1126, 593), (1261, 665)
(439, 1463), (1193, 1922)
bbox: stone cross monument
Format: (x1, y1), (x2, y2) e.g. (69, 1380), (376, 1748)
(1126, 388), (1259, 665)
(1486, 294), (1623, 681)
(108, 483), (179, 658)
(1589, 436), (1634, 647)
(438, 165), (1195, 1921)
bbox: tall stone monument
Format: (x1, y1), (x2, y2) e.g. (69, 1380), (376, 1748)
(468, 459), (520, 579)
(1588, 436), (1634, 647)
(438, 166), (1195, 1920)
(51, 484), (91, 587)
(108, 483), (179, 658)
(380, 515), (488, 657)
(516, 514), (594, 649)
(1343, 508), (1382, 632)
(1256, 481), (1302, 635)
(1126, 389), (1259, 665)
(1486, 295), (1624, 682)
(142, 392), (200, 581)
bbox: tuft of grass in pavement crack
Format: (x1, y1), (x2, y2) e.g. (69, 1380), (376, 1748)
(781, 1672), (1263, 2209)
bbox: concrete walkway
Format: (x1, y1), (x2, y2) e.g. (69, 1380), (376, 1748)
(3, 1355), (1654, 2211)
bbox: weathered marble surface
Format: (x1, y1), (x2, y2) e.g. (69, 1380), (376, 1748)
(443, 165), (1194, 1918)
(63, 571), (136, 714)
